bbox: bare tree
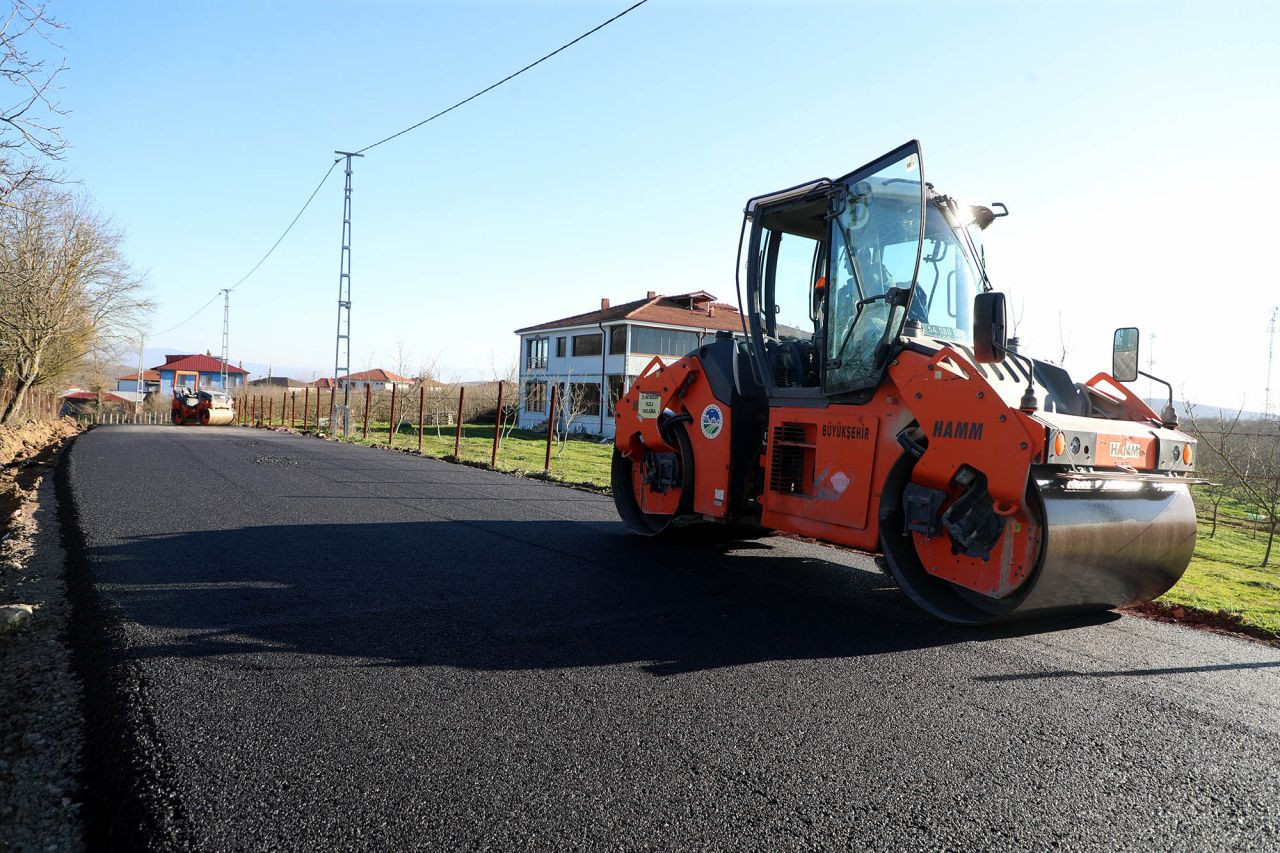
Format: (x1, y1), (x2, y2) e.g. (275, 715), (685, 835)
(0, 187), (149, 423)
(0, 3), (67, 198)
(1186, 402), (1280, 566)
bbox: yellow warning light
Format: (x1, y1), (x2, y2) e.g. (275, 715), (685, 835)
(1053, 432), (1066, 456)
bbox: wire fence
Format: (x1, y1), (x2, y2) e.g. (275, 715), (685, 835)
(230, 380), (611, 487)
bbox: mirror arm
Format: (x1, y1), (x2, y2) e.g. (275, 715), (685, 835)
(1137, 370), (1179, 428)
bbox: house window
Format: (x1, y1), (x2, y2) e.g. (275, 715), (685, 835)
(569, 382), (601, 417)
(607, 375), (625, 415)
(572, 333), (602, 357)
(629, 326), (700, 357)
(526, 337), (548, 370)
(609, 327), (626, 355)
(555, 337), (566, 357)
(525, 381), (546, 414)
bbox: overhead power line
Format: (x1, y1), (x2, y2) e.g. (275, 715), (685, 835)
(155, 0), (653, 341)
(354, 0), (652, 154)
(229, 158), (341, 291)
(153, 158), (341, 337)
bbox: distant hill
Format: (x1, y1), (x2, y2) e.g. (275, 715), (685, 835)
(1145, 399), (1270, 423)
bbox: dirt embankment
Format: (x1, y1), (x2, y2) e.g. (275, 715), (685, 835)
(1, 416), (83, 850)
(0, 417), (80, 527)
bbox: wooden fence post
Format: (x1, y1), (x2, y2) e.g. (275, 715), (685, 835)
(454, 386), (466, 459)
(417, 386), (425, 454)
(326, 388), (333, 433)
(544, 383), (558, 473)
(362, 384), (371, 439)
(291, 393), (297, 428)
(388, 384), (397, 448)
(490, 380), (504, 468)
(303, 387), (310, 429)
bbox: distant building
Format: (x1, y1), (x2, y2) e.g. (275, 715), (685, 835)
(114, 369), (161, 396)
(311, 377), (337, 390)
(340, 369), (414, 393)
(151, 354), (248, 395)
(514, 291), (745, 437)
(61, 389), (131, 415)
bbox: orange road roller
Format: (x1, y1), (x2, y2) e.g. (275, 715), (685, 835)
(171, 386), (235, 426)
(612, 141), (1201, 624)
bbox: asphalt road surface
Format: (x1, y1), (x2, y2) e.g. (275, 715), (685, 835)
(63, 426), (1280, 851)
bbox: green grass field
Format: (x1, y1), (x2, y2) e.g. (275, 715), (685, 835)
(1159, 520), (1280, 636)
(335, 421), (614, 488)
(289, 420), (1280, 637)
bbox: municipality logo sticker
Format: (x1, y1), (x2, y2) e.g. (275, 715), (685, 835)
(700, 404), (723, 439)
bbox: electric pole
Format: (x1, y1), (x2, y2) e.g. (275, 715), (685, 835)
(136, 335), (145, 420)
(219, 289), (231, 392)
(1266, 306), (1278, 421)
(332, 151), (363, 435)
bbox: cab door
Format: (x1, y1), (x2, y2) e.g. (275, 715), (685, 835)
(823, 141), (926, 398)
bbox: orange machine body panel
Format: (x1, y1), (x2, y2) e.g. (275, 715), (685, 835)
(758, 387), (914, 551)
(615, 354), (734, 519)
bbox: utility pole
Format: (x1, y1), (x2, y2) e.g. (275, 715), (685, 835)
(331, 151), (363, 436)
(219, 288), (231, 392)
(136, 335), (145, 419)
(1266, 306), (1278, 421)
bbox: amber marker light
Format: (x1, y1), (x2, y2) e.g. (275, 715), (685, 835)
(1183, 444), (1193, 464)
(1053, 432), (1066, 456)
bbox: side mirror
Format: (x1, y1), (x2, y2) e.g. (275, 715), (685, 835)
(972, 292), (1007, 363)
(1112, 327), (1140, 383)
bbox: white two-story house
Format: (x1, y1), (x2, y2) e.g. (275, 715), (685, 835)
(514, 291), (745, 438)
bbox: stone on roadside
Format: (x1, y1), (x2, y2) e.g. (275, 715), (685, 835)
(1, 604), (35, 633)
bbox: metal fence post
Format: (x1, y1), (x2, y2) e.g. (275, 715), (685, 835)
(268, 398), (273, 425)
(303, 388), (309, 429)
(490, 380), (504, 468)
(417, 386), (425, 453)
(544, 383), (558, 473)
(326, 388), (333, 433)
(291, 393), (297, 428)
(388, 384), (397, 448)
(454, 386), (466, 459)
(362, 384), (371, 439)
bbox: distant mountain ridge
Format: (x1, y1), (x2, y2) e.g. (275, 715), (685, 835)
(1144, 399), (1271, 423)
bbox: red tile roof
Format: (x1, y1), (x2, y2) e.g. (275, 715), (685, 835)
(63, 391), (130, 405)
(514, 292), (744, 335)
(115, 370), (161, 382)
(150, 354), (248, 375)
(312, 377), (336, 388)
(345, 369), (412, 383)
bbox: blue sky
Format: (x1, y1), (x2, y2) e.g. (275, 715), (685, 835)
(58, 0), (1280, 411)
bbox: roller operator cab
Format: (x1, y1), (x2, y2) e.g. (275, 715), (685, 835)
(612, 141), (1201, 624)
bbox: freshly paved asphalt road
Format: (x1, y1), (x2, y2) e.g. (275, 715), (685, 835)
(64, 426), (1280, 851)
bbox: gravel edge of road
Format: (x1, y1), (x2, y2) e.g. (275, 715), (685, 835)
(57, 435), (194, 850)
(0, 441), (84, 852)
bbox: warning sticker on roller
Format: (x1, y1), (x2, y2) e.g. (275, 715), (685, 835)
(637, 392), (661, 420)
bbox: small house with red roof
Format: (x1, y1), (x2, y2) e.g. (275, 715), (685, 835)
(340, 369), (414, 393)
(513, 291), (745, 437)
(114, 369), (162, 396)
(151, 354), (248, 395)
(60, 389), (132, 415)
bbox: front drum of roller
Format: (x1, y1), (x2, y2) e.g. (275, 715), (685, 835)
(881, 461), (1197, 625)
